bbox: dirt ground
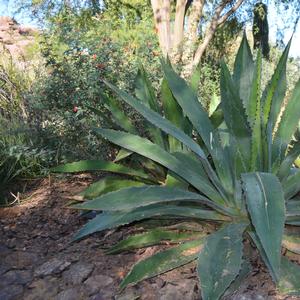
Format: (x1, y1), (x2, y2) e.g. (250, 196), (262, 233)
(0, 175), (300, 300)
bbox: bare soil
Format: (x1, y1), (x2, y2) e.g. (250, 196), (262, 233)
(0, 176), (300, 300)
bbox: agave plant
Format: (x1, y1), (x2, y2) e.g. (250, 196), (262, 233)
(53, 35), (300, 299)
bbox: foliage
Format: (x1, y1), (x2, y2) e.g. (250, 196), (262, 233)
(27, 5), (161, 161)
(0, 44), (52, 204)
(54, 35), (300, 298)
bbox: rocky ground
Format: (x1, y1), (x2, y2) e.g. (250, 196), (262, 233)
(0, 176), (300, 300)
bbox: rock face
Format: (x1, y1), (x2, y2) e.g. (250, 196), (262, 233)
(0, 16), (37, 59)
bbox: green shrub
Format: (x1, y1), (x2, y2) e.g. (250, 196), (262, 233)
(54, 34), (300, 298)
(27, 7), (161, 161)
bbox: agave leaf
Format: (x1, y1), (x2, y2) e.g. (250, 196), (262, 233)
(197, 222), (247, 300)
(210, 107), (224, 128)
(74, 204), (229, 240)
(283, 170), (300, 200)
(73, 185), (218, 212)
(274, 79), (300, 161)
(165, 171), (188, 188)
(134, 66), (166, 148)
(277, 142), (300, 180)
(106, 229), (204, 254)
(161, 61), (234, 195)
(161, 78), (185, 151)
(224, 259), (252, 297)
(120, 239), (203, 290)
(101, 93), (137, 134)
(242, 172), (285, 280)
(172, 151), (212, 187)
(51, 160), (151, 180)
(282, 234), (300, 254)
(135, 65), (160, 113)
(114, 148), (133, 162)
(103, 81), (228, 201)
(286, 198), (300, 216)
(79, 177), (145, 200)
(262, 38), (291, 130)
(250, 49), (262, 171)
(278, 256), (300, 295)
(208, 94), (220, 117)
(95, 128), (225, 205)
(233, 32), (255, 125)
(220, 62), (251, 174)
(248, 231), (278, 282)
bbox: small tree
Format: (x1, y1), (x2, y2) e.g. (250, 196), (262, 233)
(150, 0), (246, 77)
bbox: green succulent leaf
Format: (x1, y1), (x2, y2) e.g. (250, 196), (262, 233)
(79, 177), (145, 200)
(101, 93), (137, 134)
(134, 66), (166, 147)
(114, 148), (133, 162)
(250, 49), (262, 171)
(106, 229), (204, 254)
(262, 38), (291, 130)
(120, 239), (203, 290)
(74, 204), (228, 240)
(224, 259), (252, 297)
(73, 185), (218, 212)
(242, 172), (285, 280)
(94, 128), (225, 205)
(277, 142), (300, 180)
(135, 65), (160, 113)
(278, 256), (300, 295)
(275, 78), (300, 156)
(160, 78), (185, 151)
(51, 160), (151, 180)
(233, 32), (255, 125)
(283, 170), (300, 200)
(197, 222), (247, 300)
(220, 62), (251, 174)
(162, 60), (234, 195)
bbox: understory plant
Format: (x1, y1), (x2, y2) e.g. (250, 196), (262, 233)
(53, 35), (300, 299)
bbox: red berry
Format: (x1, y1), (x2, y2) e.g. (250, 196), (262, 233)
(73, 106), (78, 113)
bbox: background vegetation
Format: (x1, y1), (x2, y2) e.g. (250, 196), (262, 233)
(0, 0), (299, 204)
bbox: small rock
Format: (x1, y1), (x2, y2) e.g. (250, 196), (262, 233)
(114, 288), (138, 300)
(34, 258), (71, 277)
(25, 278), (59, 300)
(0, 264), (9, 275)
(0, 284), (23, 300)
(0, 269), (33, 287)
(84, 275), (113, 295)
(55, 287), (81, 300)
(4, 251), (38, 269)
(0, 244), (10, 255)
(62, 262), (94, 285)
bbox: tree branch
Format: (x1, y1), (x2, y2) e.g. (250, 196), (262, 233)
(173, 0), (188, 49)
(150, 0), (171, 57)
(217, 0), (244, 26)
(192, 0), (245, 67)
(181, 0), (205, 66)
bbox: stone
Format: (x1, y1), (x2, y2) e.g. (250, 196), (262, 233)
(4, 251), (38, 269)
(84, 275), (114, 296)
(0, 270), (33, 287)
(55, 288), (81, 300)
(0, 285), (23, 300)
(62, 262), (94, 285)
(114, 289), (138, 300)
(25, 278), (59, 300)
(34, 258), (71, 277)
